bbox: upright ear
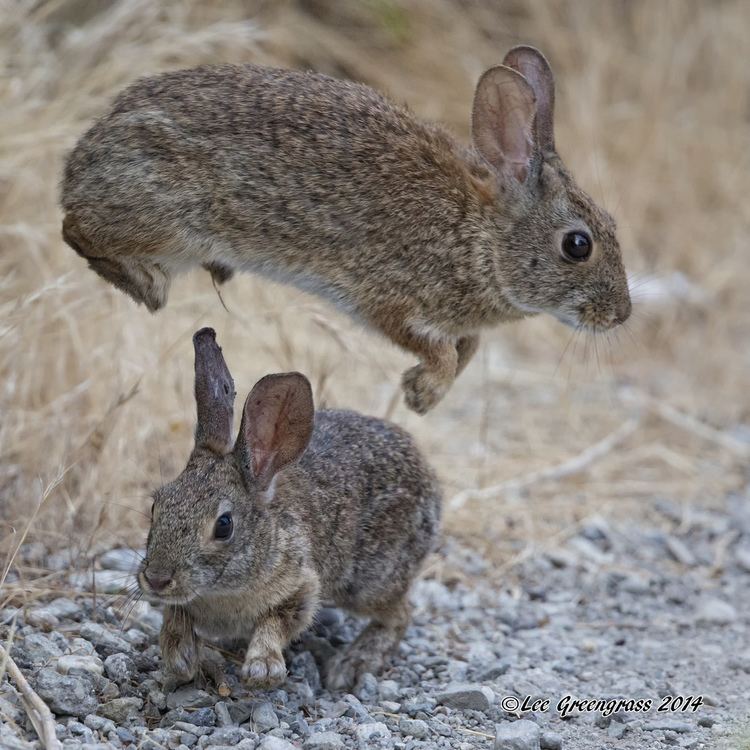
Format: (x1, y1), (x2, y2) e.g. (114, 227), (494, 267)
(193, 327), (236, 455)
(234, 372), (314, 492)
(503, 45), (556, 153)
(471, 65), (537, 183)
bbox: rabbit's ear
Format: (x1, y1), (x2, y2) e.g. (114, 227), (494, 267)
(503, 45), (555, 153)
(193, 328), (236, 455)
(471, 65), (537, 183)
(235, 372), (314, 492)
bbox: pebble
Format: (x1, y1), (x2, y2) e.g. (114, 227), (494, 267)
(434, 683), (495, 712)
(378, 679), (401, 702)
(104, 652), (136, 683)
(494, 719), (541, 750)
(252, 701), (280, 733)
(258, 736), (296, 750)
(355, 722), (391, 742)
(539, 731), (562, 750)
(14, 632), (63, 667)
(735, 545), (750, 572)
(99, 547), (143, 572)
(98, 697), (144, 724)
(398, 718), (430, 739)
(694, 598), (738, 625)
(354, 672), (379, 703)
(33, 668), (97, 718)
(57, 653), (104, 676)
(161, 708), (217, 728)
(202, 727), (246, 746)
(665, 537), (697, 567)
(303, 731), (346, 749)
(167, 687), (215, 710)
(643, 720), (693, 733)
(79, 622), (132, 655)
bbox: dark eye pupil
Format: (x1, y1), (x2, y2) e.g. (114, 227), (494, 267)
(214, 513), (233, 540)
(562, 231), (592, 261)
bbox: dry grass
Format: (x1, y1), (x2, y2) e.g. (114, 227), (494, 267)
(2, 0), (749, 596)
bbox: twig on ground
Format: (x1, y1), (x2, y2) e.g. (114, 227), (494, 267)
(450, 418), (641, 509)
(621, 387), (750, 457)
(0, 643), (61, 750)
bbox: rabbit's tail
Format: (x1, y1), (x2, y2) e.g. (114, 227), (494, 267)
(62, 214), (171, 312)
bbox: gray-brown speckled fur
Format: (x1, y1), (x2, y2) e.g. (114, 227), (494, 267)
(62, 47), (630, 413)
(139, 329), (441, 691)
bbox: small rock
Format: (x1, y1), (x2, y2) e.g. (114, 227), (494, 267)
(665, 537), (696, 566)
(607, 723), (626, 740)
(34, 667), (97, 718)
(45, 598), (82, 619)
(494, 719), (541, 750)
(434, 683), (495, 712)
(694, 598), (738, 626)
(478, 659), (512, 681)
(203, 727), (245, 746)
(214, 701), (234, 727)
(161, 707), (217, 728)
(643, 720), (692, 733)
(252, 701), (280, 733)
(258, 737), (295, 750)
(735, 545), (750, 572)
(354, 672), (378, 703)
(26, 607), (59, 629)
(398, 718), (430, 739)
(99, 548), (143, 572)
(69, 569), (131, 594)
(79, 622), (132, 656)
(84, 714), (116, 733)
(378, 679), (400, 702)
(167, 687), (215, 710)
(14, 632), (63, 667)
(304, 732), (346, 749)
(697, 717), (715, 728)
(228, 702), (254, 725)
(728, 649), (750, 672)
(355, 722), (391, 742)
(540, 731), (562, 750)
(432, 719), (452, 737)
(57, 654), (104, 676)
(104, 652), (136, 683)
(290, 651), (321, 693)
(98, 697), (143, 724)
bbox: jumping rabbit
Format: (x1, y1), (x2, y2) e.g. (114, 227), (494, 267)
(62, 46), (631, 414)
(137, 328), (441, 691)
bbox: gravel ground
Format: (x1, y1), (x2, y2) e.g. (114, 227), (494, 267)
(3, 488), (750, 750)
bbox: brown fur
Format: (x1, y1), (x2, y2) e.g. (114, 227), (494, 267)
(138, 329), (441, 691)
(61, 47), (630, 413)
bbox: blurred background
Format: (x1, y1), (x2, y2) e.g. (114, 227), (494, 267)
(1, 0), (749, 588)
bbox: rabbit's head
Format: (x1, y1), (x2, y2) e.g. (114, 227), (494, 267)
(138, 328), (314, 604)
(472, 46), (630, 330)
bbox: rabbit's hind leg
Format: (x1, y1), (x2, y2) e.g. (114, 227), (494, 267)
(325, 596), (410, 691)
(85, 255), (171, 312)
(63, 215), (172, 311)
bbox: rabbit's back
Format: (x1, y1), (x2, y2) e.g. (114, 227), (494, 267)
(292, 409), (441, 607)
(62, 65), (475, 273)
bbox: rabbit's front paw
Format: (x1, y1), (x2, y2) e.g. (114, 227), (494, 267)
(402, 364), (450, 414)
(161, 633), (200, 686)
(241, 649), (286, 690)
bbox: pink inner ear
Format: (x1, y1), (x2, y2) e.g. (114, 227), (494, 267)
(251, 446), (276, 481)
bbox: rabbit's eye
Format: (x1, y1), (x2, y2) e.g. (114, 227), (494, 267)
(562, 231), (592, 262)
(214, 512), (233, 540)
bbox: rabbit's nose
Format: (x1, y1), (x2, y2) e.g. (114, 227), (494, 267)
(613, 297), (632, 326)
(144, 570), (173, 593)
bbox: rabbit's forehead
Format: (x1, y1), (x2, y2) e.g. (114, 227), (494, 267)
(154, 457), (243, 511)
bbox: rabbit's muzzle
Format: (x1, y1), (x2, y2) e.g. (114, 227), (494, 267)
(138, 565), (178, 599)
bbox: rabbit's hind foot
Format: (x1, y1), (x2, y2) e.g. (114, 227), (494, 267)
(325, 599), (409, 691)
